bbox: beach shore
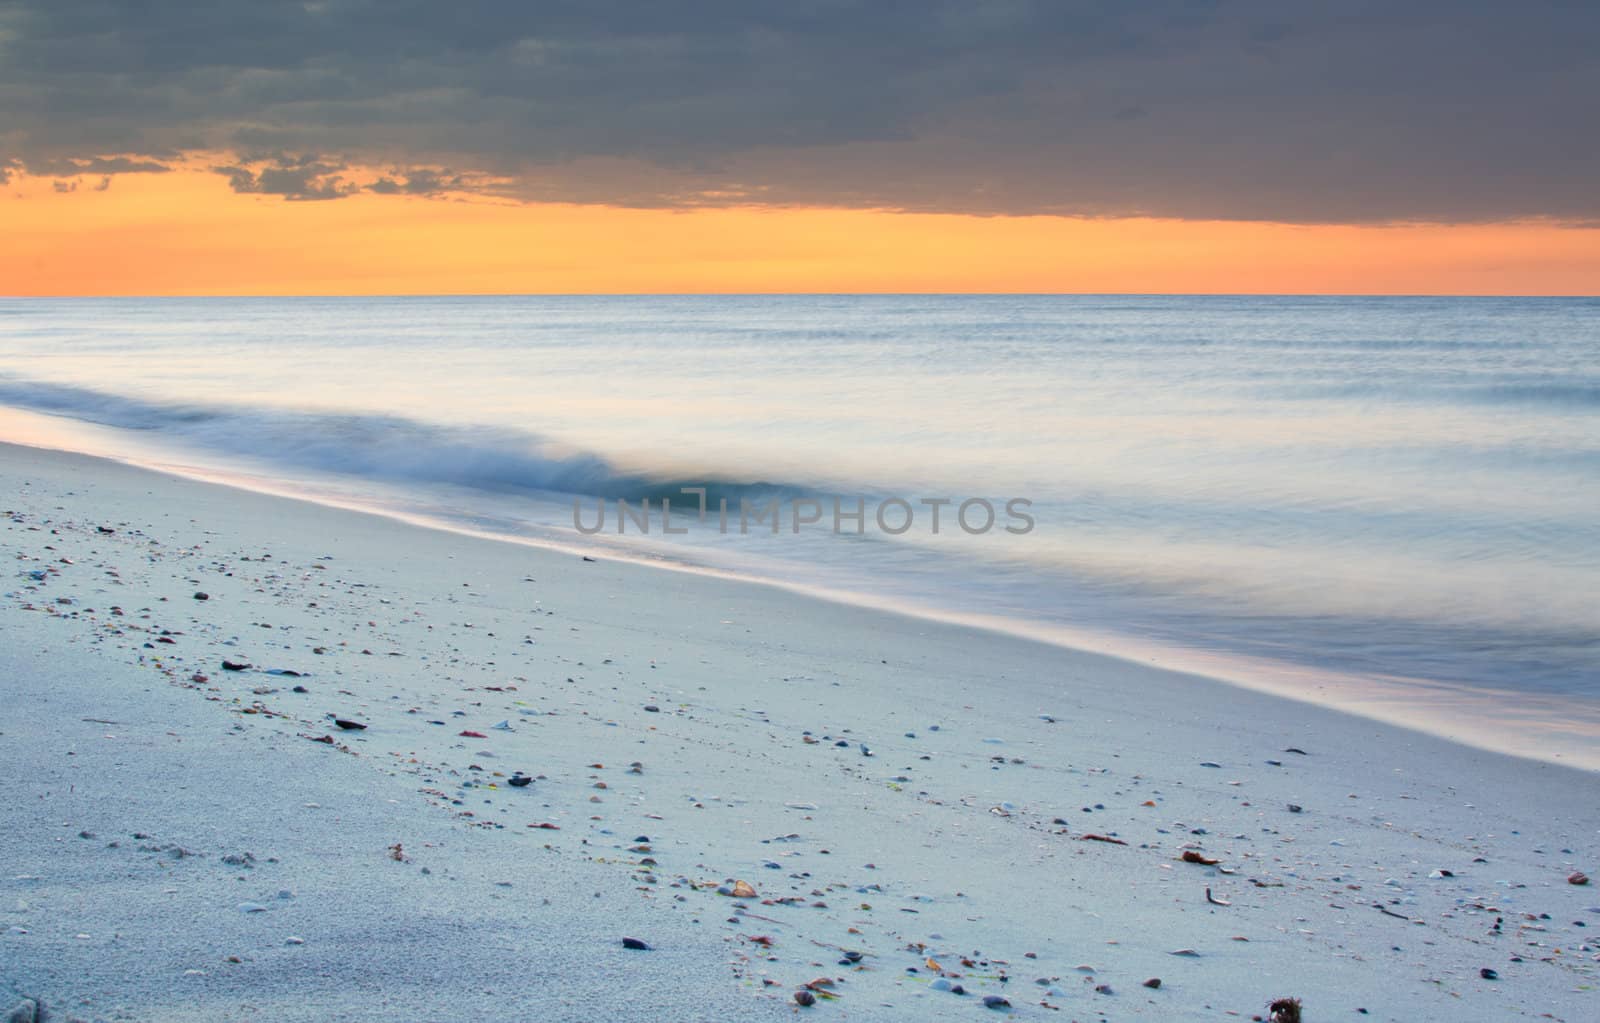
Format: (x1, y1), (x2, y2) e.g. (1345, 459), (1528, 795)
(2, 440), (1595, 1022)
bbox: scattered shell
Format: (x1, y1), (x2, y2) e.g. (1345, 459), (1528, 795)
(1268, 997), (1304, 1023)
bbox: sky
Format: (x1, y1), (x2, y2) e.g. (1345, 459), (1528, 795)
(2, 1), (1598, 295)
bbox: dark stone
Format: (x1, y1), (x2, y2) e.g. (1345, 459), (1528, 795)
(621, 937), (650, 950)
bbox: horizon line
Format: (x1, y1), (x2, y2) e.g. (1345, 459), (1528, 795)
(5, 291), (1598, 301)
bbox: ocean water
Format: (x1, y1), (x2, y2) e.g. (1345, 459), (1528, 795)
(2, 295), (1597, 763)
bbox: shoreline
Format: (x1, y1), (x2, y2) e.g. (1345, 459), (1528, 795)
(4, 439), (1598, 1021)
(3, 427), (1596, 774)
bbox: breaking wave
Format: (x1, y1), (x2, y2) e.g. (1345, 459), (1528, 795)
(0, 376), (803, 506)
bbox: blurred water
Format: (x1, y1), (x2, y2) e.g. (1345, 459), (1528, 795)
(2, 295), (1597, 761)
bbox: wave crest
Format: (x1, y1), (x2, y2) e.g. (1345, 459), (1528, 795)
(0, 376), (801, 504)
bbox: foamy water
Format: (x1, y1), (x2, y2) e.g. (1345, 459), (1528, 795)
(2, 295), (1597, 762)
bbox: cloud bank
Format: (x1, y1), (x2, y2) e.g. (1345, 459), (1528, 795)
(1, 1), (1596, 222)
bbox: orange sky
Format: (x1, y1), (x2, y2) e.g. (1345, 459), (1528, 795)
(5, 164), (1598, 296)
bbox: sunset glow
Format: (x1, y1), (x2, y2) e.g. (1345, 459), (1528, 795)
(6, 161), (1598, 296)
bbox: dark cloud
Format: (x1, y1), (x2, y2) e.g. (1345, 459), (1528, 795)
(24, 155), (171, 176)
(214, 155), (356, 201)
(367, 169), (473, 196)
(0, 1), (1595, 222)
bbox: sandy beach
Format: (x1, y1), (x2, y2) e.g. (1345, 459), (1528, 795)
(2, 439), (1596, 1022)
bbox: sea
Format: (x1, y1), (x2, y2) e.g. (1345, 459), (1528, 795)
(2, 295), (1596, 766)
